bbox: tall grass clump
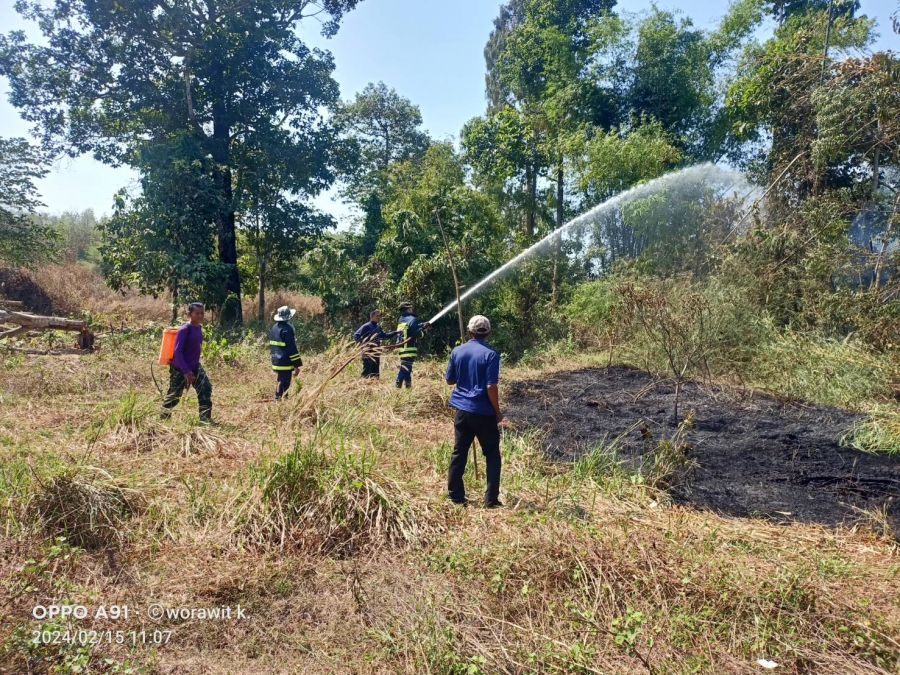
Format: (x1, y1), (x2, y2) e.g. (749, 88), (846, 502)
(840, 405), (900, 455)
(33, 466), (143, 550)
(92, 387), (160, 452)
(749, 332), (898, 408)
(232, 440), (431, 556)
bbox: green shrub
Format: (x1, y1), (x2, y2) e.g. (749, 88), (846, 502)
(840, 406), (900, 455)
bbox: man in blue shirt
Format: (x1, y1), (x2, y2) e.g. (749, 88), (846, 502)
(353, 309), (399, 379)
(445, 314), (503, 507)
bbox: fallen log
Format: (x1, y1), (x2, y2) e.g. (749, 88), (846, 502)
(0, 309), (85, 332)
(1, 345), (88, 356)
(0, 309), (95, 351)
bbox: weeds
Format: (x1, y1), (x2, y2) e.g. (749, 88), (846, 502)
(841, 405), (900, 455)
(641, 411), (698, 489)
(232, 440), (433, 555)
(3, 309), (900, 674)
(32, 466), (143, 550)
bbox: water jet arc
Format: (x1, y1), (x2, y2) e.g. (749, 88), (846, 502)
(428, 163), (736, 326)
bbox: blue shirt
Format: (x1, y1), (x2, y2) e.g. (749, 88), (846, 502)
(445, 338), (500, 416)
(353, 320), (399, 344)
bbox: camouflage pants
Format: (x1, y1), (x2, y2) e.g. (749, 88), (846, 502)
(162, 364), (212, 411)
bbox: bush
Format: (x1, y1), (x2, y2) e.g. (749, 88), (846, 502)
(0, 267), (53, 313)
(233, 441), (430, 556)
(33, 467), (143, 551)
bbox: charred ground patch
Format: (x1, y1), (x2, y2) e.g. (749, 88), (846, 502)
(506, 366), (900, 534)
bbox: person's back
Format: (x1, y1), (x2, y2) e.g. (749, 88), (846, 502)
(447, 339), (499, 417)
(444, 315), (503, 507)
(394, 302), (429, 388)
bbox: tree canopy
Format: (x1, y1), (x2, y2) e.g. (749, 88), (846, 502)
(0, 137), (56, 267)
(0, 0), (363, 322)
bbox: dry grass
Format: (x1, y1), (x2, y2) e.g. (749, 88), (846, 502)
(31, 263), (173, 324)
(231, 441), (436, 555)
(32, 466), (144, 551)
(29, 264), (323, 327)
(241, 289), (323, 321)
(1, 333), (898, 674)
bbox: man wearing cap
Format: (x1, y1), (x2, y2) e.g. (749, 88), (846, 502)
(395, 301), (430, 389)
(269, 306), (302, 400)
(445, 315), (503, 507)
(353, 309), (400, 379)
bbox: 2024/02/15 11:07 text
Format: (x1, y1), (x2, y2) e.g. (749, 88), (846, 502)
(31, 630), (173, 645)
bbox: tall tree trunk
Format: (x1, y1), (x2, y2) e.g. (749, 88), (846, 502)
(213, 98), (242, 325)
(872, 143), (881, 199)
(552, 165), (564, 306)
(216, 168), (242, 324)
(170, 284), (179, 325)
(525, 163), (536, 238)
(257, 253), (267, 323)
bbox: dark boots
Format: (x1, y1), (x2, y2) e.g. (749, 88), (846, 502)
(199, 404), (212, 425)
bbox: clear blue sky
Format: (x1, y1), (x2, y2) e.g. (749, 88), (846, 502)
(0, 0), (897, 221)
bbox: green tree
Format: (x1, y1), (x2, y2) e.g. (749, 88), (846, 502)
(495, 0), (617, 302)
(359, 192), (386, 258)
(234, 126), (339, 322)
(767, 0), (859, 22)
(726, 4), (874, 206)
(586, 3), (764, 161)
(36, 210), (102, 264)
(0, 0), (363, 323)
(334, 82), (430, 205)
(100, 134), (228, 323)
(574, 117), (683, 206)
(378, 143), (501, 281)
(479, 0), (619, 254)
(0, 137), (56, 267)
(298, 233), (393, 330)
(380, 143), (504, 347)
(462, 106), (546, 239)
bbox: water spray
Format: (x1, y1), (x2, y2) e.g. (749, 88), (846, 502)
(427, 163), (744, 326)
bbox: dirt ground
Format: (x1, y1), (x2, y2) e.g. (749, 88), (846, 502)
(506, 366), (900, 534)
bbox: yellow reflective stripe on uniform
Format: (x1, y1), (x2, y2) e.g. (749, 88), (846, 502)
(289, 354), (301, 360)
(398, 348), (417, 356)
(272, 365), (294, 371)
(269, 340), (286, 346)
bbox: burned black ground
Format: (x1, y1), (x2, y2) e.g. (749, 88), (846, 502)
(506, 366), (900, 533)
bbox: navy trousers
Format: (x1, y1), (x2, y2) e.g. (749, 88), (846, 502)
(447, 410), (502, 506)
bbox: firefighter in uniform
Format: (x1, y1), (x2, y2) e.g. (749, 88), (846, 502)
(269, 305), (302, 400)
(395, 301), (430, 388)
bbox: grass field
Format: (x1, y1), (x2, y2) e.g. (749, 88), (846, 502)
(1, 332), (899, 674)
